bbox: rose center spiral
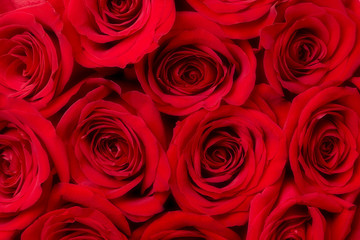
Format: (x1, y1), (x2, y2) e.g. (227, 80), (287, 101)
(320, 136), (335, 157)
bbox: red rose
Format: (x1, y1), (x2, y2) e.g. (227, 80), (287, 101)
(186, 0), (282, 39)
(56, 78), (170, 222)
(0, 2), (73, 110)
(247, 182), (355, 240)
(132, 211), (241, 240)
(22, 183), (130, 239)
(62, 0), (175, 68)
(167, 105), (287, 226)
(135, 12), (256, 116)
(261, 0), (360, 95)
(0, 95), (68, 238)
(284, 87), (360, 194)
(23, 206), (127, 239)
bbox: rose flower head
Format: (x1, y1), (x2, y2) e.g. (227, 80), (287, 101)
(168, 105), (287, 226)
(135, 12), (256, 116)
(56, 78), (170, 222)
(63, 0), (176, 68)
(260, 0), (360, 95)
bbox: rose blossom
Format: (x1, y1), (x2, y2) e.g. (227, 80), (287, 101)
(135, 12), (256, 116)
(260, 0), (360, 95)
(23, 206), (127, 239)
(247, 182), (355, 240)
(0, 2), (73, 110)
(284, 87), (360, 194)
(167, 105), (287, 226)
(62, 0), (175, 68)
(22, 183), (130, 239)
(132, 211), (241, 240)
(0, 95), (68, 238)
(186, 0), (283, 39)
(56, 78), (170, 222)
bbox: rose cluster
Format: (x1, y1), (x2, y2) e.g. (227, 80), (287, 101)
(1, 0), (360, 239)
